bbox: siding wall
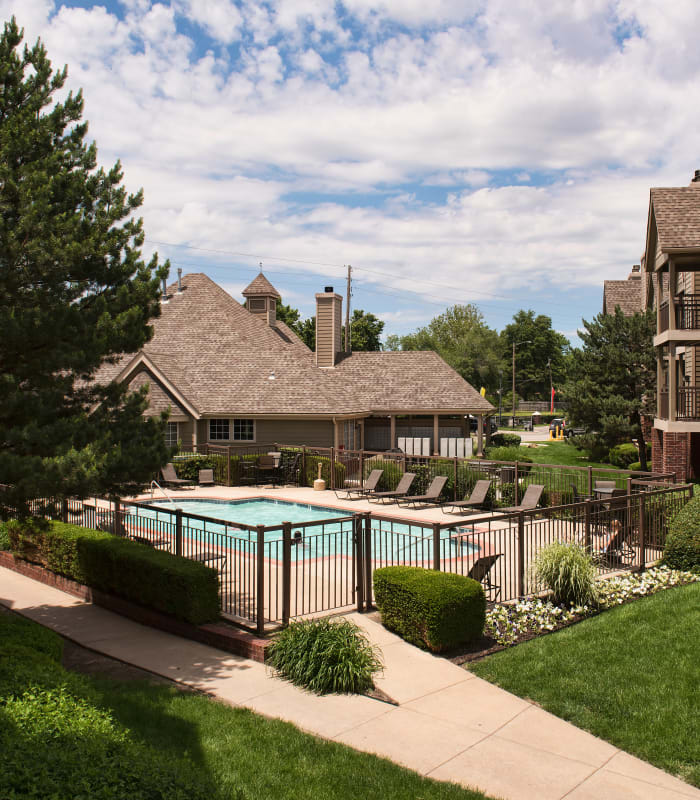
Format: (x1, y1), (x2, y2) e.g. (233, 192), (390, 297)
(195, 418), (335, 448)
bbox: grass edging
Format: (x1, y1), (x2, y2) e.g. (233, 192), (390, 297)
(469, 583), (700, 787)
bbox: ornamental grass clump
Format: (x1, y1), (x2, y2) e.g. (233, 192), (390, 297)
(534, 542), (599, 607)
(267, 618), (382, 695)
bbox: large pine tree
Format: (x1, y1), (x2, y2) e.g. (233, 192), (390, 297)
(0, 18), (171, 514)
(564, 309), (656, 470)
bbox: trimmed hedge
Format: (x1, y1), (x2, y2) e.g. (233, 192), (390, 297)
(302, 454), (346, 488)
(490, 433), (521, 448)
(8, 519), (220, 624)
(0, 614), (216, 800)
(374, 566), (485, 652)
(0, 521), (10, 551)
(664, 494), (700, 572)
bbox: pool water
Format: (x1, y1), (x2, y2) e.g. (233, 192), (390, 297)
(129, 498), (477, 560)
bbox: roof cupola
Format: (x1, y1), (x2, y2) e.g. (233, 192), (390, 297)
(242, 266), (281, 327)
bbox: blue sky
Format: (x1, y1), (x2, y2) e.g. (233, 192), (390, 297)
(9, 0), (700, 345)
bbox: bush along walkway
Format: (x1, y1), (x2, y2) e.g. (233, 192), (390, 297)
(2, 564), (698, 800)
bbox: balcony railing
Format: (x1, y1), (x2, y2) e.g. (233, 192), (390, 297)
(677, 387), (700, 420)
(659, 301), (669, 333)
(676, 295), (700, 330)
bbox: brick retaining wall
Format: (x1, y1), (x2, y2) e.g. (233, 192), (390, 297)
(0, 551), (269, 663)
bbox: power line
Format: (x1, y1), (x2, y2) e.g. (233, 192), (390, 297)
(145, 237), (514, 302)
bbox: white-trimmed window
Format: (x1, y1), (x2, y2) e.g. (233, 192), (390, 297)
(165, 422), (178, 448)
(209, 418), (255, 441)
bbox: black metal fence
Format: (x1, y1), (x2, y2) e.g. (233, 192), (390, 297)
(11, 482), (692, 632)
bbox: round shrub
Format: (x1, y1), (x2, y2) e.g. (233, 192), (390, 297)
(533, 542), (599, 607)
(490, 433), (521, 448)
(608, 443), (639, 469)
(374, 566), (486, 652)
(267, 618), (382, 695)
(664, 494), (700, 572)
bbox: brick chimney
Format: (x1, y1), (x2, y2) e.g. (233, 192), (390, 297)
(315, 286), (343, 367)
(691, 170), (700, 183)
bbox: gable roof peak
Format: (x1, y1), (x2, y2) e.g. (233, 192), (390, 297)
(242, 271), (281, 299)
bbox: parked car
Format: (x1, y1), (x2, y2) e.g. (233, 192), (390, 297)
(549, 418), (566, 434)
(469, 416), (499, 433)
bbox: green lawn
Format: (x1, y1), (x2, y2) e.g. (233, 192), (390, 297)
(470, 583), (700, 787)
(520, 441), (618, 470)
(1, 610), (493, 800)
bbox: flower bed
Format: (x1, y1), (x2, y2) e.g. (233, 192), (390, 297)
(449, 566), (699, 662)
(486, 566), (699, 647)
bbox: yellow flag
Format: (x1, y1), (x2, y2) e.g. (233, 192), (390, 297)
(480, 387), (486, 397)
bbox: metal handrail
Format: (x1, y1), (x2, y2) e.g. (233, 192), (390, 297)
(149, 480), (180, 509)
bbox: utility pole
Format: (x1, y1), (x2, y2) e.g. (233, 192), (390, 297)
(512, 341), (516, 427)
(345, 264), (352, 353)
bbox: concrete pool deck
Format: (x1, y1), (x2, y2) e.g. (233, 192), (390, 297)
(1, 565), (697, 800)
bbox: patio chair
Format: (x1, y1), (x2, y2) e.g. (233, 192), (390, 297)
(368, 472), (416, 504)
(257, 454), (282, 487)
(397, 475), (448, 508)
(160, 463), (193, 489)
(467, 553), (502, 600)
(335, 468), (383, 500)
(280, 452), (302, 486)
(442, 480), (492, 514)
(592, 519), (635, 566)
(198, 468), (215, 486)
(499, 484), (544, 513)
(571, 483), (593, 502)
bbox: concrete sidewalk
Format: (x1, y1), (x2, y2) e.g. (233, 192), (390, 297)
(1, 565), (697, 800)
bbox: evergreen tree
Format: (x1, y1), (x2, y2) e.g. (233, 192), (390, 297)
(563, 309), (656, 470)
(0, 19), (171, 514)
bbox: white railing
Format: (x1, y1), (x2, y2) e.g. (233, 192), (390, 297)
(149, 480), (180, 509)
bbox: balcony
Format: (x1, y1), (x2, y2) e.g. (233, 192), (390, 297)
(657, 387), (700, 422)
(678, 387), (700, 420)
(655, 295), (700, 345)
(676, 295), (700, 330)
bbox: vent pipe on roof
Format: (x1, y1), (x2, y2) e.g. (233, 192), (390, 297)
(160, 277), (168, 303)
(692, 170), (700, 183)
(177, 268), (183, 292)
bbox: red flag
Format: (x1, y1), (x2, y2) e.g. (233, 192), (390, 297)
(550, 386), (555, 413)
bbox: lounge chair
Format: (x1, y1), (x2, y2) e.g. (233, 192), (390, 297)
(592, 519), (634, 566)
(499, 484), (544, 513)
(280, 452), (302, 486)
(335, 468), (383, 500)
(198, 468), (215, 486)
(160, 463), (193, 489)
(97, 512), (170, 549)
(368, 472), (416, 504)
(442, 480), (492, 514)
(397, 475), (448, 508)
(467, 553), (502, 600)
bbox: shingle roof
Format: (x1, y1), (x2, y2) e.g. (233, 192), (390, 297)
(128, 369), (188, 418)
(241, 272), (281, 298)
(334, 351), (493, 413)
(650, 183), (700, 250)
(95, 273), (493, 417)
(602, 278), (643, 316)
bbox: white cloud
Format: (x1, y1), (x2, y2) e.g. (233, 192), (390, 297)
(10, 0), (700, 338)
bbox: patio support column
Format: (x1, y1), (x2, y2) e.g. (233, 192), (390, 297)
(192, 418), (198, 451)
(359, 419), (365, 450)
(669, 343), (677, 421)
(433, 414), (439, 455)
(655, 268), (662, 335)
(669, 259), (677, 330)
(476, 414), (484, 456)
(333, 420), (340, 449)
(390, 414), (396, 448)
(657, 352), (663, 418)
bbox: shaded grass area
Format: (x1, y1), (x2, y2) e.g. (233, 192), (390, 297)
(470, 583), (700, 787)
(520, 441), (618, 470)
(2, 608), (492, 800)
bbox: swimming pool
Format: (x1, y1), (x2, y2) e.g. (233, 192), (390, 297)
(128, 497), (478, 561)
